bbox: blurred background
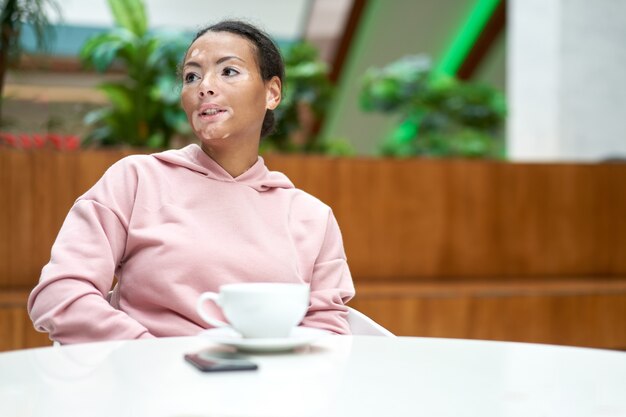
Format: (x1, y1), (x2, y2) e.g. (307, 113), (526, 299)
(2, 0), (625, 160)
(1, 0), (625, 351)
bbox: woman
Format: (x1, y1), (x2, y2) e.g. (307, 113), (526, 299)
(28, 20), (355, 344)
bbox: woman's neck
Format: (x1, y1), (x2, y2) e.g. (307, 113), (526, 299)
(200, 140), (259, 178)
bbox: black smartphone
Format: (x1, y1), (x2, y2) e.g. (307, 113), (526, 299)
(184, 351), (258, 373)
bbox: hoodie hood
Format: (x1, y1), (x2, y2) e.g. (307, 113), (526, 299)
(152, 144), (294, 192)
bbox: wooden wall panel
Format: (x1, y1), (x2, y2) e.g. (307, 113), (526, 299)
(0, 291), (51, 351)
(4, 151), (626, 287)
(1, 150), (131, 288)
(0, 151), (8, 286)
(351, 280), (626, 349)
(6, 152), (34, 288)
(0, 306), (52, 351)
(264, 158), (626, 279)
(334, 158), (451, 278)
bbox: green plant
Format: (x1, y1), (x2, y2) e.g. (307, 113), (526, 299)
(360, 54), (506, 158)
(0, 0), (61, 122)
(79, 0), (190, 148)
(263, 41), (353, 155)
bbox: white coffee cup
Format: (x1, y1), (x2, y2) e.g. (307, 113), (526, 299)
(196, 282), (310, 339)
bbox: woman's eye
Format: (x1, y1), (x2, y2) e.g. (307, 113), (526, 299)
(184, 73), (199, 83)
(222, 67), (240, 77)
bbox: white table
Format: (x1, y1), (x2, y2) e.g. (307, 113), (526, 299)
(1, 335), (625, 417)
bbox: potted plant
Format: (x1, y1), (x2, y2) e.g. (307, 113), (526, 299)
(79, 0), (190, 148)
(359, 54), (506, 158)
(262, 41), (353, 156)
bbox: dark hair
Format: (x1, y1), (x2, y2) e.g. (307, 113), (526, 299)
(188, 20), (285, 138)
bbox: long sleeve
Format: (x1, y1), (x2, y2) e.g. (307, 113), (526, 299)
(301, 211), (355, 334)
(27, 159), (154, 344)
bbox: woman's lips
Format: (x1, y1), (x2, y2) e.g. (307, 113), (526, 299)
(200, 108), (225, 116)
(197, 108), (227, 119)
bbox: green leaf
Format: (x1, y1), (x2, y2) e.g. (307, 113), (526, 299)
(392, 117), (420, 143)
(287, 62), (328, 78)
(163, 107), (189, 133)
(97, 83), (134, 114)
(108, 0), (148, 37)
(151, 75), (181, 104)
(80, 29), (138, 71)
(83, 108), (111, 126)
(146, 132), (165, 148)
(145, 30), (188, 69)
(315, 138), (355, 156)
(83, 125), (114, 146)
(284, 42), (319, 65)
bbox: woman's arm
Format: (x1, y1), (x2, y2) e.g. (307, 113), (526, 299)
(301, 211), (355, 334)
(27, 159), (155, 344)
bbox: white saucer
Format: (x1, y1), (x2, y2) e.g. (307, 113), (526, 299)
(198, 327), (331, 352)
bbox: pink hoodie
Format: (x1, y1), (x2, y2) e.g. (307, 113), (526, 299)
(28, 144), (355, 344)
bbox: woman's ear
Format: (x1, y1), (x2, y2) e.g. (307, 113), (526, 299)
(265, 76), (282, 110)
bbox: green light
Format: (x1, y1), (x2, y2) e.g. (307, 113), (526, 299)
(436, 0), (501, 76)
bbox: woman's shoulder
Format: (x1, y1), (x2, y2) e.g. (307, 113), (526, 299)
(101, 152), (157, 172)
(282, 186), (334, 220)
(103, 150), (181, 177)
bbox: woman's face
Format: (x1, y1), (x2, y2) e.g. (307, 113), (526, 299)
(180, 31), (281, 145)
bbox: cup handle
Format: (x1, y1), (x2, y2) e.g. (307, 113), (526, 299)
(196, 292), (230, 328)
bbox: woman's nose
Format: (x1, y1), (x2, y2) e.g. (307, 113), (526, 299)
(199, 75), (216, 98)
